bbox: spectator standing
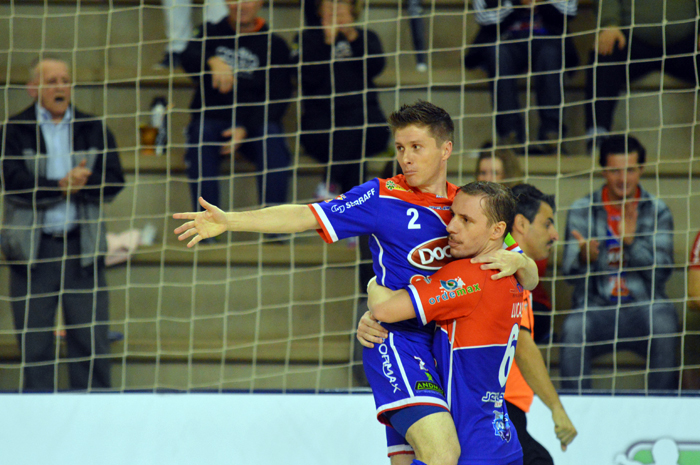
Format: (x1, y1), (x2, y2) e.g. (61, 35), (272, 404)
(0, 57), (124, 391)
(585, 0), (699, 147)
(156, 0), (228, 69)
(180, 0), (293, 212)
(466, 0), (578, 154)
(560, 135), (678, 391)
(293, 0), (390, 197)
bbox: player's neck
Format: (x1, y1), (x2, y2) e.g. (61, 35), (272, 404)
(415, 174), (448, 197)
(472, 241), (503, 260)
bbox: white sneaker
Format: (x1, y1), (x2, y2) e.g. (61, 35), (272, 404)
(416, 63), (428, 73)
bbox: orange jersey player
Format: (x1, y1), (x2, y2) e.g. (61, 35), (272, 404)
(369, 181), (525, 465)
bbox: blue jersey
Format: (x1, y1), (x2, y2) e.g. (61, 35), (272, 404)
(310, 175), (458, 345)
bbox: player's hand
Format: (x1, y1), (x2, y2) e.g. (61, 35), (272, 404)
(356, 311), (387, 348)
(551, 405), (577, 451)
(571, 229), (599, 264)
(220, 127), (247, 155)
(471, 248), (523, 280)
(597, 27), (626, 56)
(207, 56), (235, 94)
(173, 197), (228, 247)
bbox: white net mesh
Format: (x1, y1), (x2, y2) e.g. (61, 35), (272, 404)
(0, 0), (698, 394)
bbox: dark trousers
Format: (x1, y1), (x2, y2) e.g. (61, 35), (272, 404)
(560, 302), (679, 391)
(585, 33), (699, 132)
(506, 400), (553, 465)
(10, 233), (111, 391)
(301, 109), (389, 194)
(481, 34), (564, 142)
(186, 118), (291, 210)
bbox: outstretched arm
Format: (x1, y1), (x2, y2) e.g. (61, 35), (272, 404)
(173, 197), (320, 247)
(471, 249), (539, 290)
(367, 277), (415, 323)
(514, 328), (577, 451)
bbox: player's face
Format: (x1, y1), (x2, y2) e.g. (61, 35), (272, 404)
(476, 157), (504, 182)
(601, 152), (643, 202)
(33, 60), (71, 121)
(227, 0), (263, 28)
(521, 202), (558, 261)
(394, 124), (451, 191)
(446, 192), (498, 259)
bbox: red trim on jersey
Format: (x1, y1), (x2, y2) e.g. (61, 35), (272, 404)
(308, 204), (334, 244)
(690, 231), (700, 269)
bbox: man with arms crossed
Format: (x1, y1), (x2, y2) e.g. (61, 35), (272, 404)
(174, 102), (538, 465)
(367, 181), (525, 465)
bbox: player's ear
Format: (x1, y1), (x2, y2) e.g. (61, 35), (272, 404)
(491, 221), (506, 240)
(441, 140), (453, 162)
(513, 213), (528, 236)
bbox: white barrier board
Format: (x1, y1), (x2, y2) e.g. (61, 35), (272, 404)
(0, 393), (698, 465)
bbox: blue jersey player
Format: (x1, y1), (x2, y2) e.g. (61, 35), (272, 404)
(173, 101), (538, 465)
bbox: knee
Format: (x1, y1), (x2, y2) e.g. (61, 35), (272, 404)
(423, 440), (460, 465)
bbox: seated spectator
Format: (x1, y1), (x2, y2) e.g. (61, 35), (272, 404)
(585, 0), (699, 147)
(689, 231), (700, 311)
(156, 0), (227, 69)
(475, 147), (552, 341)
(465, 0), (578, 154)
(1, 57), (124, 390)
(180, 0), (293, 211)
(561, 135), (678, 391)
(293, 0), (390, 197)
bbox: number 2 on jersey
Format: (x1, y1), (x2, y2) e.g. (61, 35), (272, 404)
(407, 208), (421, 229)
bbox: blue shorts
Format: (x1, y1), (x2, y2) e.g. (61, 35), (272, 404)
(363, 330), (449, 454)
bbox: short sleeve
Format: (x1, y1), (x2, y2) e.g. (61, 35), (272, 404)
(308, 180), (380, 243)
(408, 262), (485, 325)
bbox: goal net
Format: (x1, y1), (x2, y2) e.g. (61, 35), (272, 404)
(0, 0), (698, 394)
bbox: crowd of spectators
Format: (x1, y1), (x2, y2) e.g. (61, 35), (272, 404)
(2, 0), (699, 395)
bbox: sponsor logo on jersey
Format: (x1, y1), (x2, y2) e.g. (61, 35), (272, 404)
(415, 380), (444, 395)
(414, 368), (444, 395)
(410, 274), (432, 286)
(408, 237), (453, 270)
(492, 410), (512, 443)
(428, 281), (480, 306)
(482, 391), (504, 408)
(511, 302), (522, 319)
(428, 206), (451, 211)
(331, 204), (345, 214)
(385, 180), (412, 193)
(439, 277), (465, 293)
(344, 188), (375, 211)
(378, 343), (402, 393)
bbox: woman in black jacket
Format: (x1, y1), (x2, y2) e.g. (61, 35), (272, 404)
(294, 0), (389, 196)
